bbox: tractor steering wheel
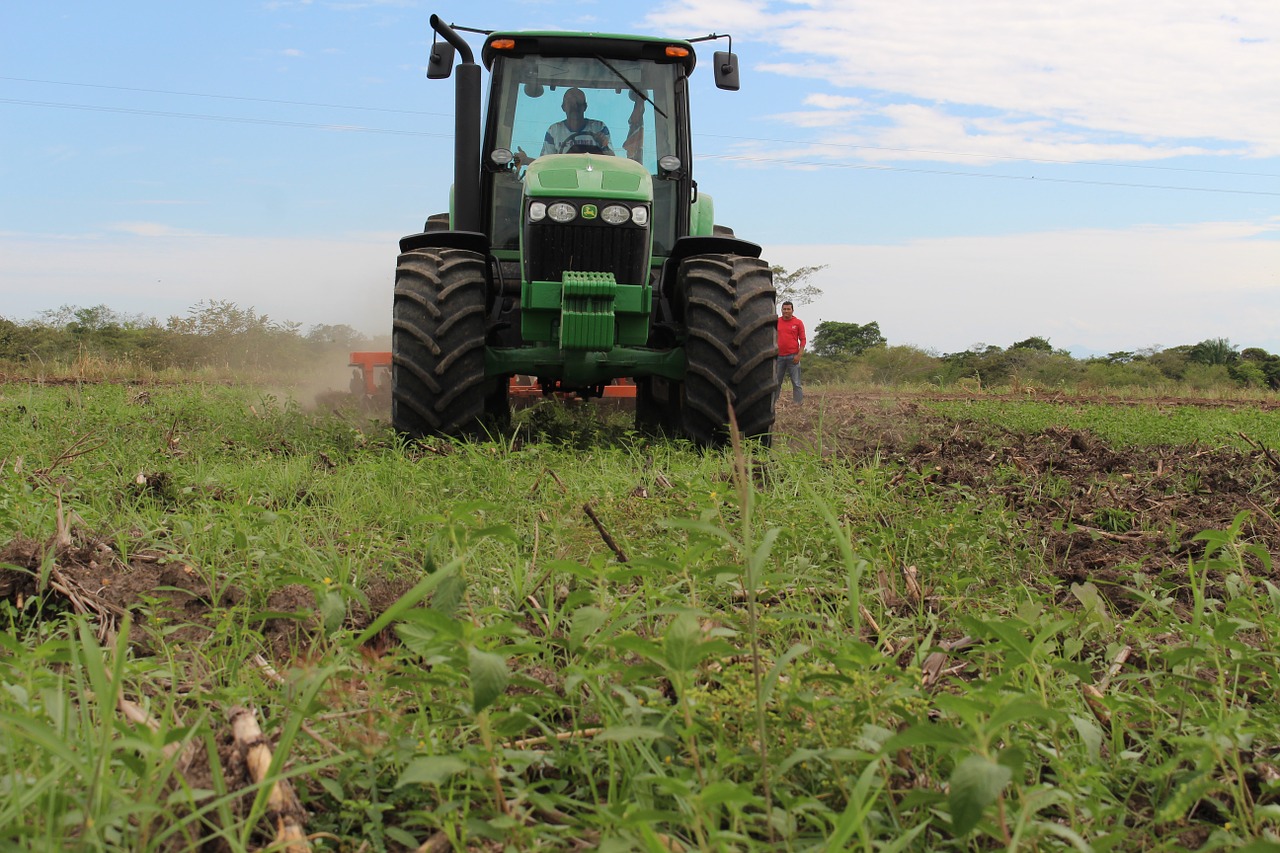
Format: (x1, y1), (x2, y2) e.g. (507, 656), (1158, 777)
(560, 131), (606, 154)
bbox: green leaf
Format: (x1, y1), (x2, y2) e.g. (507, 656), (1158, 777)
(319, 589), (345, 635)
(430, 572), (466, 617)
(826, 760), (886, 849)
(398, 755), (469, 787)
(395, 612), (463, 663)
(1070, 582), (1113, 630)
(607, 634), (665, 665)
(883, 723), (970, 751)
(697, 780), (757, 807)
(761, 642), (808, 707)
(1155, 767), (1214, 823)
(949, 753), (1012, 835)
(468, 647), (509, 714)
(777, 747), (826, 774)
(0, 710), (82, 765)
(662, 611), (732, 673)
(982, 618), (1034, 664)
(662, 612), (703, 673)
(1069, 714), (1103, 761)
(386, 827), (421, 848)
(569, 606), (609, 651)
(987, 697), (1057, 730)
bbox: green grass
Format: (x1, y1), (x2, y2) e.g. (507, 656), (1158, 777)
(1, 382), (1278, 850)
(927, 398), (1280, 450)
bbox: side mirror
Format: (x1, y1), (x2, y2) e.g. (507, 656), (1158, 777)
(713, 51), (740, 91)
(427, 42), (456, 79)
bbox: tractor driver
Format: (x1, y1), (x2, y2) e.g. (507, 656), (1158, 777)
(517, 87), (614, 164)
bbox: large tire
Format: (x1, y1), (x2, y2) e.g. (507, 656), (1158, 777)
(679, 254), (777, 446)
(392, 249), (504, 439)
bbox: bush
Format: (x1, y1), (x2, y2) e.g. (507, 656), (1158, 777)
(1181, 363), (1233, 391)
(859, 345), (941, 385)
(1080, 360), (1171, 390)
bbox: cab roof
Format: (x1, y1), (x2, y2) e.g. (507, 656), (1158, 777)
(481, 31), (698, 75)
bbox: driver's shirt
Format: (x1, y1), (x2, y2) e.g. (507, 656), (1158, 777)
(542, 119), (614, 156)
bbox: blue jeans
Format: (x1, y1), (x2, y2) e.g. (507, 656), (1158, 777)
(776, 355), (803, 403)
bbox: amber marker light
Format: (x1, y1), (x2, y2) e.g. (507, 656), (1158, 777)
(490, 38), (516, 50)
(665, 46), (690, 58)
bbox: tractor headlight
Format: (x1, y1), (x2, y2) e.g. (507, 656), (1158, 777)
(601, 204), (630, 225)
(528, 201), (547, 222)
(631, 206), (649, 227)
(547, 202), (576, 223)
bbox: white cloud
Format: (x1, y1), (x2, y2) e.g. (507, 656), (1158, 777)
(108, 222), (212, 238)
(761, 110), (853, 129)
(647, 0), (1280, 160)
(803, 93), (865, 110)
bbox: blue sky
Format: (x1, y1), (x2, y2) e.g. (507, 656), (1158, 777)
(3, 0), (1279, 356)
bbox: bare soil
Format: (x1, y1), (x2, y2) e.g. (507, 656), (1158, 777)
(773, 391), (1280, 610)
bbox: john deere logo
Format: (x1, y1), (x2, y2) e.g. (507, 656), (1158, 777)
(581, 204), (598, 220)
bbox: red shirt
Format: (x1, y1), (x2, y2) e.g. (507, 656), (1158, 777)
(777, 315), (806, 357)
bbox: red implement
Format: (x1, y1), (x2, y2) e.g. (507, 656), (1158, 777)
(348, 352), (636, 399)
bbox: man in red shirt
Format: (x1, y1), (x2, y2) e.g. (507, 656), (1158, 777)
(776, 301), (806, 405)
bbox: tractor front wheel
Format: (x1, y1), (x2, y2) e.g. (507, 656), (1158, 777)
(678, 254), (777, 446)
(392, 248), (506, 439)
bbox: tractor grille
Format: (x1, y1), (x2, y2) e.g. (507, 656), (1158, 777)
(526, 220), (648, 286)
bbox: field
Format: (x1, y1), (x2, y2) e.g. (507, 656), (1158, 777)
(2, 381), (1279, 851)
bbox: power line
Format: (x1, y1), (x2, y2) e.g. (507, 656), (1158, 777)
(696, 152), (1280, 197)
(0, 98), (449, 138)
(0, 75), (448, 118)
(700, 132), (1280, 180)
(7, 75), (1276, 180)
(4, 77), (1277, 196)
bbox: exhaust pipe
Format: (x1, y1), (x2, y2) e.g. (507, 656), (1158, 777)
(429, 15), (482, 235)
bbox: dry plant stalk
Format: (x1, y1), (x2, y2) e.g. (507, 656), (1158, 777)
(583, 502), (628, 562)
(248, 656), (343, 756)
(118, 696), (198, 771)
(228, 705), (310, 852)
(858, 604), (896, 655)
(902, 565), (923, 603)
(1098, 645), (1132, 692)
(1082, 644), (1133, 726)
(416, 833), (453, 853)
(920, 636), (976, 689)
(506, 728), (604, 750)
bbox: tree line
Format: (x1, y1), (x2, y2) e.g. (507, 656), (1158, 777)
(773, 264), (1280, 393)
(0, 302), (382, 373)
(805, 325), (1280, 392)
(4, 298), (1277, 394)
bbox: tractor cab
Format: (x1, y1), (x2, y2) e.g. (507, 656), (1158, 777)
(479, 38), (693, 259)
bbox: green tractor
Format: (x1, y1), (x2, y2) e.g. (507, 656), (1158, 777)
(392, 15), (777, 445)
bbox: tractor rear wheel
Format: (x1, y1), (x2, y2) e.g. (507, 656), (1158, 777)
(678, 254), (777, 446)
(392, 248), (505, 439)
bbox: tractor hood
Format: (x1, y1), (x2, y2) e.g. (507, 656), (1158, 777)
(524, 155), (652, 203)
